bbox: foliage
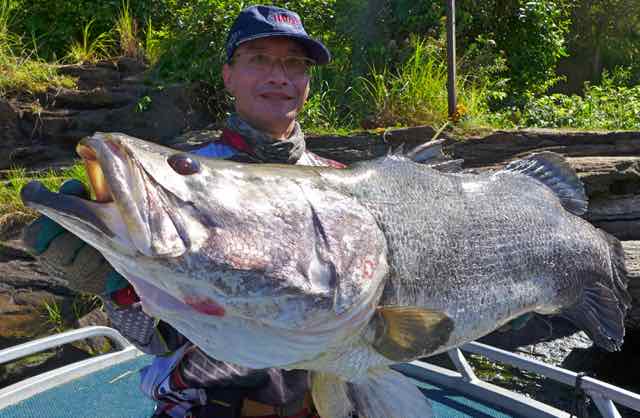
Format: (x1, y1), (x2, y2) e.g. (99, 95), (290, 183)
(41, 299), (65, 334)
(0, 55), (76, 97)
(65, 19), (114, 64)
(115, 0), (143, 59)
(0, 0), (75, 97)
(2, 0), (640, 133)
(41, 294), (103, 336)
(353, 36), (492, 129)
(8, 0), (155, 60)
(502, 68), (640, 130)
(135, 95), (152, 112)
(458, 0), (572, 102)
(0, 0), (18, 55)
(299, 79), (355, 134)
(567, 0), (640, 83)
(143, 18), (163, 64)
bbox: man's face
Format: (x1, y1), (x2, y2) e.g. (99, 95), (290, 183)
(223, 37), (311, 139)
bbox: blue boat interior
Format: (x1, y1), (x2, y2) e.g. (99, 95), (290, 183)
(1, 355), (520, 418)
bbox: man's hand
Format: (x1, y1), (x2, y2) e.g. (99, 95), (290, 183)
(22, 179), (116, 295)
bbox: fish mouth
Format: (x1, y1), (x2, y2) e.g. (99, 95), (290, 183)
(20, 181), (115, 238)
(20, 138), (122, 240)
(22, 133), (187, 258)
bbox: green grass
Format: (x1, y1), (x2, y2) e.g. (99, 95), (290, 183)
(41, 299), (66, 334)
(143, 17), (162, 65)
(65, 19), (114, 64)
(354, 36), (493, 129)
(115, 0), (142, 59)
(0, 0), (75, 97)
(0, 162), (88, 216)
(0, 56), (76, 97)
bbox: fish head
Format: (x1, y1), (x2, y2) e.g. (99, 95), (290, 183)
(22, 132), (389, 366)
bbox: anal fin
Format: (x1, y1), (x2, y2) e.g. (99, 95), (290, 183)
(311, 368), (433, 418)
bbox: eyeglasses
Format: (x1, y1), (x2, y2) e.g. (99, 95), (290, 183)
(232, 52), (316, 78)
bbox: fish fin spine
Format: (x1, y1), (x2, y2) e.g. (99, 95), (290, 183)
(501, 151), (588, 216)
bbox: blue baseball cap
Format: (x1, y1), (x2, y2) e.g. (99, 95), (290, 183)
(225, 5), (331, 65)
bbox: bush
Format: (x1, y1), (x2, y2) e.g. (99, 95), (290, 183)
(458, 0), (572, 103)
(513, 68), (640, 130)
(8, 0), (157, 60)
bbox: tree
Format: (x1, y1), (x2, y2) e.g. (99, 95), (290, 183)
(568, 0), (640, 81)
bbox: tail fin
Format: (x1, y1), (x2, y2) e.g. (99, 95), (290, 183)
(561, 230), (631, 351)
(500, 152), (588, 216)
(311, 368), (433, 418)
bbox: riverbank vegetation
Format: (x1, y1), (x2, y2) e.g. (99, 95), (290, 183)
(0, 163), (87, 219)
(1, 0), (639, 132)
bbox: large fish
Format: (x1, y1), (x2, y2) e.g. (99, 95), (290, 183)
(21, 132), (630, 418)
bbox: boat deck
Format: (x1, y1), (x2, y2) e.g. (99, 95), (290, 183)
(1, 354), (518, 418)
(2, 326), (639, 418)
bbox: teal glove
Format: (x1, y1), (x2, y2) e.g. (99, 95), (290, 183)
(22, 179), (127, 295)
(498, 313), (534, 332)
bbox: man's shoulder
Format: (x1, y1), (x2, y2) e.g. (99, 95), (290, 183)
(297, 150), (346, 168)
(193, 140), (238, 159)
(167, 129), (238, 159)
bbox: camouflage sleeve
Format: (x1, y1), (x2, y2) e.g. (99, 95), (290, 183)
(103, 298), (184, 354)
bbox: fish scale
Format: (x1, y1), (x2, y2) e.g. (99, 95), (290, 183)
(330, 157), (623, 352)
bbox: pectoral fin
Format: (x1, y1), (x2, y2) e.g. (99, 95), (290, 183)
(372, 306), (454, 361)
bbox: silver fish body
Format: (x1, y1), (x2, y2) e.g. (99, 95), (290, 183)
(21, 133), (630, 418)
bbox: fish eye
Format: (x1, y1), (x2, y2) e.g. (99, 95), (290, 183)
(168, 154), (200, 175)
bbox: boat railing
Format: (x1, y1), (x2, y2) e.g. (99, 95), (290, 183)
(2, 326), (640, 418)
(0, 325), (142, 410)
(399, 341), (640, 418)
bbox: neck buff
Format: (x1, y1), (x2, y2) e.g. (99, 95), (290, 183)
(226, 114), (306, 164)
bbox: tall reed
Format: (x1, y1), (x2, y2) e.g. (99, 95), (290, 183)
(115, 0), (141, 59)
(66, 19), (114, 64)
(356, 36), (491, 128)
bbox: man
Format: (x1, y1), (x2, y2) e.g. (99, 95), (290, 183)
(24, 5), (343, 418)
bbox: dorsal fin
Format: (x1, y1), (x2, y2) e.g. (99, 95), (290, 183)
(501, 152), (588, 216)
(405, 138), (447, 163)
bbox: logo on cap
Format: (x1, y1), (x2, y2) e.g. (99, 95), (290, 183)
(267, 12), (303, 30)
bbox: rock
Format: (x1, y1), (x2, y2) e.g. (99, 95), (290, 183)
(3, 145), (75, 170)
(306, 125), (439, 163)
(57, 64), (122, 90)
(115, 57), (147, 76)
(0, 99), (23, 144)
(0, 259), (74, 347)
(448, 129), (640, 167)
(568, 156), (640, 240)
(42, 87), (140, 110)
(99, 83), (212, 142)
(74, 308), (110, 353)
(569, 156), (640, 196)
